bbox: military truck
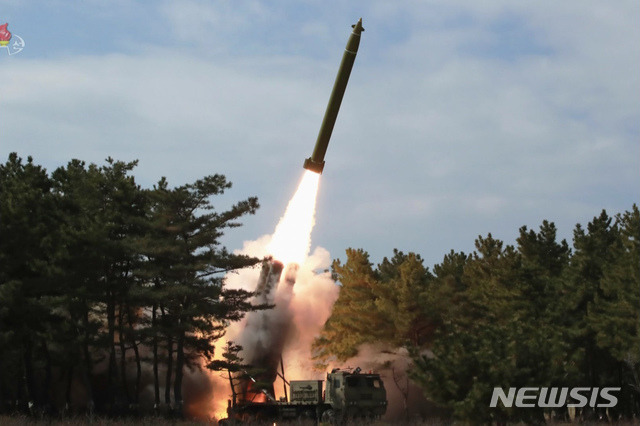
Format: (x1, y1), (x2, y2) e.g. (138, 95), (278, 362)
(218, 367), (387, 424)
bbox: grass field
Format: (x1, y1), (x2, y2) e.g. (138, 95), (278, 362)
(0, 416), (213, 425)
(2, 415), (640, 425)
(0, 416), (442, 425)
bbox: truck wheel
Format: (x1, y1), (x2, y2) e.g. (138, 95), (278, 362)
(321, 409), (336, 424)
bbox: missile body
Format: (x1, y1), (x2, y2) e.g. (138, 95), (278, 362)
(303, 18), (364, 174)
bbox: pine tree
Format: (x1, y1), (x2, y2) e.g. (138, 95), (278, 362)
(50, 159), (108, 411)
(421, 250), (470, 332)
(589, 206), (640, 415)
(374, 250), (433, 346)
(207, 341), (248, 406)
(141, 174), (260, 416)
(312, 248), (385, 363)
(566, 210), (621, 389)
(0, 154), (63, 412)
(51, 157), (148, 412)
(410, 234), (522, 422)
(512, 221), (571, 420)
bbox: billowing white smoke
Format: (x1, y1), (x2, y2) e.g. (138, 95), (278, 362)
(207, 236), (338, 418)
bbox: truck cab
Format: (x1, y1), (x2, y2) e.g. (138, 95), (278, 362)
(324, 368), (387, 419)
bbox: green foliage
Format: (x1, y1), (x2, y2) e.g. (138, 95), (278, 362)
(2, 151), (638, 421)
(315, 206), (640, 422)
(207, 341), (246, 373)
(312, 248), (434, 364)
(410, 210), (640, 421)
(144, 174), (260, 360)
(312, 248), (382, 362)
(0, 153), (262, 416)
(374, 250), (434, 346)
(0, 154), (62, 409)
(587, 206), (640, 414)
(590, 206), (640, 363)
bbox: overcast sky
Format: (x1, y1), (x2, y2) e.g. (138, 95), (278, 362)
(1, 1), (638, 268)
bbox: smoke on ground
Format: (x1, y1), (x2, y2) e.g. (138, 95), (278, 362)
(330, 343), (444, 422)
(202, 238), (439, 422)
(205, 235), (338, 419)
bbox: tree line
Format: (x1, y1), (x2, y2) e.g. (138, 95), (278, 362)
(0, 153), (265, 417)
(2, 152), (638, 422)
(313, 205), (639, 422)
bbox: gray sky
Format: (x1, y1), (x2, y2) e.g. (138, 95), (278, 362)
(1, 1), (638, 268)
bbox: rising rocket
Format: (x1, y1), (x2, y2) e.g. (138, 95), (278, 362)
(303, 18), (364, 174)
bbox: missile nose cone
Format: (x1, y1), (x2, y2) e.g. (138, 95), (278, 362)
(352, 18), (364, 34)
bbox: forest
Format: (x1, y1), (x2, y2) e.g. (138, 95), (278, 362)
(0, 153), (265, 418)
(1, 152), (638, 423)
(313, 206), (639, 422)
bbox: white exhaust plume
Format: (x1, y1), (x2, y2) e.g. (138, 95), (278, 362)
(205, 171), (338, 419)
(267, 170), (320, 266)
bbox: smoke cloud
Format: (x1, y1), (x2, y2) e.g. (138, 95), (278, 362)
(328, 343), (443, 421)
(205, 235), (338, 419)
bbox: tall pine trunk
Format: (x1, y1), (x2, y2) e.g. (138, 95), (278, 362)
(152, 303), (160, 408)
(41, 340), (52, 413)
(228, 370), (236, 406)
(82, 306), (95, 413)
(173, 325), (185, 417)
(107, 291), (118, 406)
(125, 302), (142, 405)
(0, 352), (4, 414)
(65, 364), (74, 414)
(163, 306), (173, 407)
(117, 305), (131, 406)
(22, 337), (36, 410)
(17, 358), (25, 412)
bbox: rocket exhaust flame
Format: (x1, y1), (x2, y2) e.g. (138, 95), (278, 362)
(232, 171), (320, 406)
(267, 170), (320, 266)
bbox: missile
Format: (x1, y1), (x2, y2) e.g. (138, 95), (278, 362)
(303, 18), (364, 174)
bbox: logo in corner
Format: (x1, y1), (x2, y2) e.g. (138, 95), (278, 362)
(490, 387), (620, 408)
(0, 23), (26, 56)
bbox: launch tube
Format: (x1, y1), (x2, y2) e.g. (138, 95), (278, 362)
(303, 18), (364, 174)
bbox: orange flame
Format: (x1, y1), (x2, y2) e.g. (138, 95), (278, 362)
(267, 170), (320, 266)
